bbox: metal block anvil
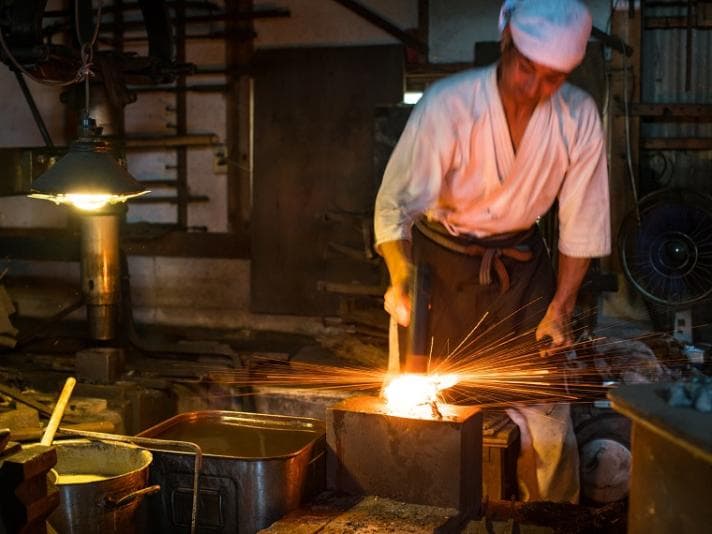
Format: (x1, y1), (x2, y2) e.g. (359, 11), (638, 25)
(326, 396), (482, 513)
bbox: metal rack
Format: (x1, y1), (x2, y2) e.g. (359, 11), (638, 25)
(97, 0), (285, 231)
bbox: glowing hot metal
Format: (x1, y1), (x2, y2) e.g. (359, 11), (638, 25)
(382, 373), (459, 418)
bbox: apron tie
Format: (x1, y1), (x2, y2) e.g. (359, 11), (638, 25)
(414, 220), (534, 294)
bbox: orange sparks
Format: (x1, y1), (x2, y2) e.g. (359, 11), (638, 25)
(382, 373), (459, 418)
(188, 308), (684, 410)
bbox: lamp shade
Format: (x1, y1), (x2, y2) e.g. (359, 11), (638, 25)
(29, 118), (148, 210)
(31, 147), (143, 196)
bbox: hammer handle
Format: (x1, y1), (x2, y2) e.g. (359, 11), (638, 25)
(387, 316), (401, 373)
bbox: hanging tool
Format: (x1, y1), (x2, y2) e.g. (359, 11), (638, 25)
(386, 262), (432, 374)
(387, 262), (432, 374)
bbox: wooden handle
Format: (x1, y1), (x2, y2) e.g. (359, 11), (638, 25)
(388, 316), (401, 374)
(40, 377), (77, 446)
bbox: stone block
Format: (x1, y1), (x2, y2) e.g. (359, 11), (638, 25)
(327, 395), (482, 512)
(75, 347), (125, 384)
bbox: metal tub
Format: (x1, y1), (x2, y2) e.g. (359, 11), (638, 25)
(137, 410), (325, 534)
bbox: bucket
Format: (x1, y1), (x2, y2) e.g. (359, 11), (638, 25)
(575, 413), (632, 504)
(43, 439), (159, 534)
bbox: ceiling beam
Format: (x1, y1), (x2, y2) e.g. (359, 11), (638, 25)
(331, 0), (428, 55)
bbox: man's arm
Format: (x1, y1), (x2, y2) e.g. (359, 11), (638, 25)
(380, 239), (413, 326)
(536, 253), (590, 355)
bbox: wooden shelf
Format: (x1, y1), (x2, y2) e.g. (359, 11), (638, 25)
(645, 17), (712, 30)
(617, 103), (712, 119)
(641, 137), (712, 150)
(129, 195), (210, 204)
(124, 134), (218, 148)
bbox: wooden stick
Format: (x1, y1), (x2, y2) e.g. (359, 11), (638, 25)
(40, 377), (77, 446)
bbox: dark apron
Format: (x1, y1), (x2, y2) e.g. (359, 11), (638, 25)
(411, 219), (556, 366)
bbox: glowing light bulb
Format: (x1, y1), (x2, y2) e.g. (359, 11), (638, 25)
(29, 191), (149, 211)
(65, 193), (113, 210)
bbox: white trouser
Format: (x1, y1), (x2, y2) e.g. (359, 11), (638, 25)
(505, 403), (580, 503)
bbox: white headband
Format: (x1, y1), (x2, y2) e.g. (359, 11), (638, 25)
(498, 0), (592, 73)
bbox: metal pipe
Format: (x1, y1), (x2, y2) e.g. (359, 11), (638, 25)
(129, 194), (209, 204)
(80, 211), (121, 340)
(0, 382), (79, 423)
(44, 8), (289, 35)
(15, 296), (85, 349)
(330, 0), (428, 54)
(591, 26), (634, 57)
(101, 30), (255, 42)
(44, 1), (222, 16)
(127, 84), (227, 93)
(175, 0), (188, 229)
(13, 70), (54, 147)
(686, 0), (693, 91)
(123, 134), (218, 148)
(111, 0), (128, 134)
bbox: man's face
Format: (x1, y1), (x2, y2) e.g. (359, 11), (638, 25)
(500, 42), (569, 106)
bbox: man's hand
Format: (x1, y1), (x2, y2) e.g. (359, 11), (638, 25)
(379, 239), (414, 327)
(535, 304), (573, 357)
(385, 283), (411, 326)
(536, 254), (591, 357)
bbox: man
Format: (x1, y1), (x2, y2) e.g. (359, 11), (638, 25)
(374, 0), (610, 503)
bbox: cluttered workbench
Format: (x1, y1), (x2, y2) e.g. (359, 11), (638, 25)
(0, 376), (627, 534)
(0, 316), (702, 534)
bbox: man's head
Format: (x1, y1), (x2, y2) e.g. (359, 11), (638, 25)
(497, 0), (592, 105)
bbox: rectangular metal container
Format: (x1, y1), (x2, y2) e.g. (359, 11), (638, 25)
(137, 410), (326, 534)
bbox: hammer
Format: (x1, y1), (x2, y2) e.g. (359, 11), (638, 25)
(405, 262), (431, 373)
(387, 262), (431, 374)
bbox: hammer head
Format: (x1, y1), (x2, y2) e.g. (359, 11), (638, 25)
(404, 262), (431, 374)
(404, 354), (429, 373)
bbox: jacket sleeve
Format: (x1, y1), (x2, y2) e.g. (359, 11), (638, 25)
(374, 89), (457, 250)
(557, 97), (611, 258)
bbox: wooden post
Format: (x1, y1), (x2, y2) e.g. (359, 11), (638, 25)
(226, 0), (255, 234)
(606, 2), (641, 274)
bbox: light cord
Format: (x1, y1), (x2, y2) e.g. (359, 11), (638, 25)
(0, 0), (103, 87)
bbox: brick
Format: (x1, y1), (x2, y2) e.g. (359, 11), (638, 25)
(327, 395), (482, 512)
